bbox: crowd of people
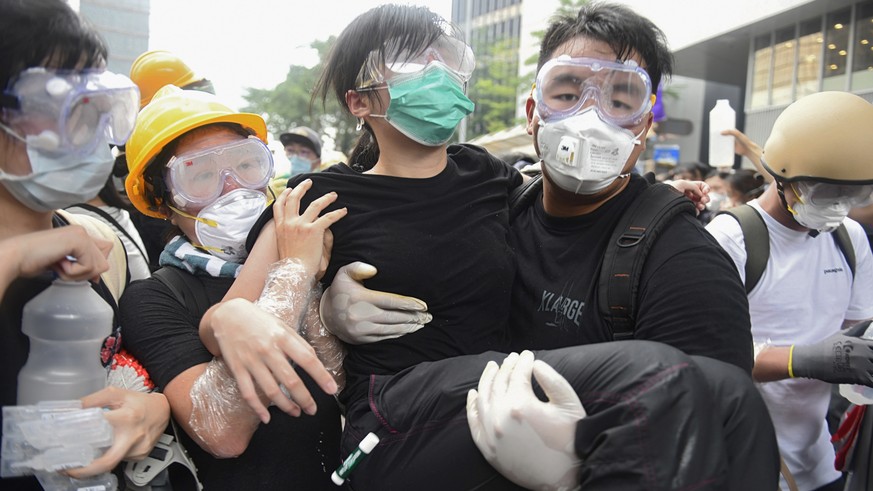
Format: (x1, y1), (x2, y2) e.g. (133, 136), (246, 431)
(2, 0), (873, 490)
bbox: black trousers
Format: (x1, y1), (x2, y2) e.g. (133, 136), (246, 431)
(341, 341), (779, 491)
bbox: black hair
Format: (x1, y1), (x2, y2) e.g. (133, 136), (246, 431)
(0, 0), (107, 92)
(313, 4), (450, 168)
(728, 169), (766, 203)
(536, 2), (673, 93)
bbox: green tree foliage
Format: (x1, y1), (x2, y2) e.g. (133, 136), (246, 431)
(242, 37), (359, 156)
(466, 37), (525, 138)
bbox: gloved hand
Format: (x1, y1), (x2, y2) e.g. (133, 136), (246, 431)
(466, 351), (586, 491)
(791, 320), (873, 385)
(319, 262), (432, 344)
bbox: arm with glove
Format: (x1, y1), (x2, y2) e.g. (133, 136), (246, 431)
(754, 320), (873, 384)
(466, 350), (586, 491)
(320, 261), (432, 344)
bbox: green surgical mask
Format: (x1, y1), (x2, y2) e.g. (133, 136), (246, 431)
(371, 63), (475, 146)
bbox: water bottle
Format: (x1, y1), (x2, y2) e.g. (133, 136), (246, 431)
(17, 280), (112, 405)
(840, 323), (873, 405)
(708, 99), (736, 168)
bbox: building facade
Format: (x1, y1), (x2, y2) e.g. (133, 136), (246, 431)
(69, 0), (150, 77)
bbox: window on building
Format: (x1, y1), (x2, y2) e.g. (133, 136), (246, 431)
(796, 18), (823, 99)
(772, 27), (796, 105)
(823, 8), (851, 90)
(750, 34), (772, 108)
(852, 1), (873, 90)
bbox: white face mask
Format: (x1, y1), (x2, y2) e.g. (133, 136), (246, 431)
(194, 189), (267, 262)
(707, 192), (728, 213)
(790, 200), (851, 233)
(537, 107), (644, 195)
(0, 125), (114, 212)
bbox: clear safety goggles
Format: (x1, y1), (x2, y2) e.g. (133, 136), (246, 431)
(792, 181), (873, 208)
(356, 31), (476, 89)
(166, 137), (274, 208)
(0, 68), (139, 156)
(534, 55), (654, 126)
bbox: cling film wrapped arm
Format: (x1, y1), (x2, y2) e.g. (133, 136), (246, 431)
(188, 358), (261, 458)
(256, 257), (346, 391)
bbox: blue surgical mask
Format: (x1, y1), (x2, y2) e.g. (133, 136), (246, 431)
(0, 123), (114, 212)
(289, 155), (313, 176)
(370, 63), (475, 146)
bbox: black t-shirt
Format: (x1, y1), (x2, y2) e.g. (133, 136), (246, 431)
(250, 144), (523, 401)
(120, 272), (342, 491)
(508, 174), (754, 373)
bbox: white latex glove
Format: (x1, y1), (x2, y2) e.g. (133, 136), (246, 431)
(467, 351), (586, 491)
(320, 262), (432, 344)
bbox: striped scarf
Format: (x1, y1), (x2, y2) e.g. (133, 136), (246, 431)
(158, 235), (243, 278)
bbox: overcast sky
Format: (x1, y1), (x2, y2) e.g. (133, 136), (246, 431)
(148, 0), (453, 111)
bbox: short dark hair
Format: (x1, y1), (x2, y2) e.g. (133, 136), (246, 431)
(536, 2), (672, 93)
(0, 0), (107, 92)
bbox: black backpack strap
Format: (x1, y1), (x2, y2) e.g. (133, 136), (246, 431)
(509, 173), (543, 223)
(598, 183), (697, 340)
(719, 205), (769, 294)
(833, 223), (856, 279)
(152, 267), (212, 322)
(66, 203), (148, 261)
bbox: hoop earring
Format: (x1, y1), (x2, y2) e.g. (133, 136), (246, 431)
(356, 118), (364, 132)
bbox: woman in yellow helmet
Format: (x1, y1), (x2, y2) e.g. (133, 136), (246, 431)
(120, 85), (343, 490)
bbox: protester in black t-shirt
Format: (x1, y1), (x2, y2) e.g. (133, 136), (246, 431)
(198, 4), (777, 490)
(119, 87), (342, 490)
(0, 2), (170, 488)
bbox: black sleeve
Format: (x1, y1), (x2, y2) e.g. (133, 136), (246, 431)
(634, 215), (754, 374)
(450, 143), (524, 190)
(119, 276), (214, 389)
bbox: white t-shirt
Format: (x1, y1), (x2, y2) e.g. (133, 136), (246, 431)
(66, 205), (152, 282)
(707, 200), (873, 490)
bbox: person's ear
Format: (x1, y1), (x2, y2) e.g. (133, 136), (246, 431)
(525, 96), (537, 136)
(346, 90), (370, 119)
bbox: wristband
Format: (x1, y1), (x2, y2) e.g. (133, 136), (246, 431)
(788, 344), (796, 378)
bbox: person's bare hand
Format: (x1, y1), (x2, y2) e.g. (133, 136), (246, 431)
(3, 226), (112, 283)
(721, 128), (762, 162)
(208, 298), (337, 423)
(669, 179), (711, 212)
(274, 180), (346, 279)
(65, 388), (169, 478)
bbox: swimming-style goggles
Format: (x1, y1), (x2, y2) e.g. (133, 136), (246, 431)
(356, 30), (476, 90)
(166, 137), (274, 209)
(534, 55), (654, 127)
(792, 181), (873, 208)
(0, 68), (139, 156)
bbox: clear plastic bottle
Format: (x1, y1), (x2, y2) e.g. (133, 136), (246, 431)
(708, 99), (736, 167)
(17, 280), (112, 405)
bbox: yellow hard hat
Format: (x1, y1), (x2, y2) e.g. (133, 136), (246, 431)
(125, 85), (267, 218)
(763, 91), (873, 183)
(130, 50), (203, 108)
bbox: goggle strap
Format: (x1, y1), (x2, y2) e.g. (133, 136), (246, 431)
(168, 205), (218, 228)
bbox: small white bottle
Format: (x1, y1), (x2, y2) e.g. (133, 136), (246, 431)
(708, 99), (736, 168)
(17, 280), (113, 405)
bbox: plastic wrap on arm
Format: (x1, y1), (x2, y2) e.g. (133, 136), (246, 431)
(188, 358), (260, 458)
(256, 257), (346, 391)
(301, 286), (346, 392)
